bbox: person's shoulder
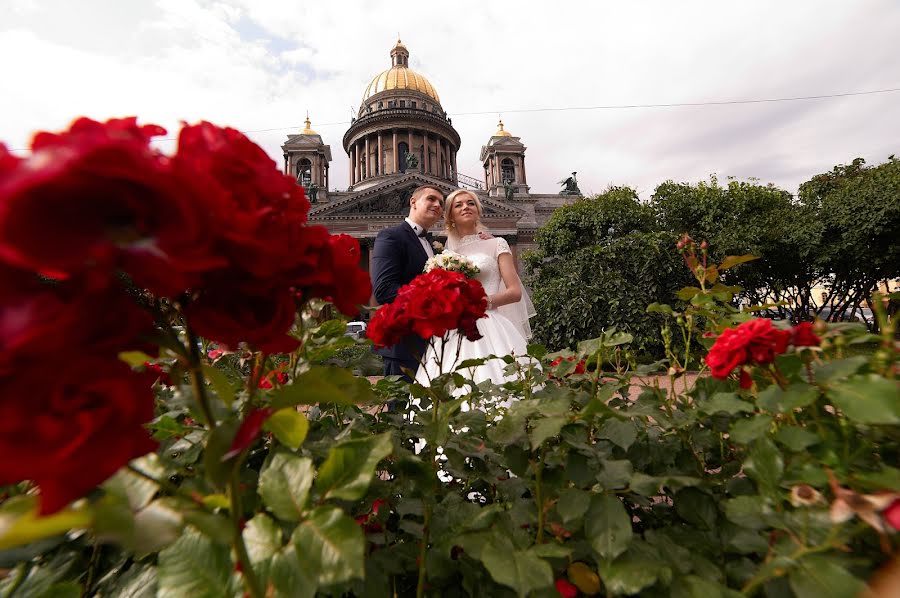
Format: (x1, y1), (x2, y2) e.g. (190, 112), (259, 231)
(376, 223), (408, 240)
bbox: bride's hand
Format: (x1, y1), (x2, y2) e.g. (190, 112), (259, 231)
(478, 231), (493, 240)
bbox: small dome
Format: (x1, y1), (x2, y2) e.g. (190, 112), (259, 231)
(361, 41), (440, 104)
(301, 115), (317, 135)
(493, 119), (512, 137)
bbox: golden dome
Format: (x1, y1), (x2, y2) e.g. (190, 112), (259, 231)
(301, 114), (317, 135)
(493, 119), (512, 137)
(362, 42), (440, 104)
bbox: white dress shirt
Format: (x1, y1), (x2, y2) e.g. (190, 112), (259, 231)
(405, 217), (434, 258)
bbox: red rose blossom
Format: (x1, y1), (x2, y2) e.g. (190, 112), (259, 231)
(705, 318), (791, 379)
(367, 269), (487, 348)
(791, 322), (821, 347)
(555, 578), (579, 598)
(0, 356), (157, 514)
(0, 117), (223, 295)
(884, 498), (900, 531)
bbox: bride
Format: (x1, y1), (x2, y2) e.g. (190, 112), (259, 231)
(415, 189), (537, 406)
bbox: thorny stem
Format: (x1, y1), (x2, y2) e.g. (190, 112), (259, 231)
(185, 323), (216, 430)
(534, 447), (546, 544)
(229, 455), (264, 598)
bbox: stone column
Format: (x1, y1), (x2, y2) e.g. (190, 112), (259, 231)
(392, 130), (398, 173)
(364, 136), (370, 181)
(349, 147), (355, 186)
(520, 155), (527, 185)
(377, 134), (383, 177)
(408, 130), (414, 165)
(357, 140), (363, 180)
(283, 153), (288, 176)
(325, 163), (329, 191)
(451, 148), (458, 185)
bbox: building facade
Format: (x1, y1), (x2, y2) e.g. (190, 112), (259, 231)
(282, 40), (579, 301)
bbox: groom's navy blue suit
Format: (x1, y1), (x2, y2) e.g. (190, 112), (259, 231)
(370, 221), (431, 379)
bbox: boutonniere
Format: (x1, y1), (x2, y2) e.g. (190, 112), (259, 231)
(432, 241), (444, 253)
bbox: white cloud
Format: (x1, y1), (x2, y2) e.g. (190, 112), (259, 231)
(1, 0), (898, 198)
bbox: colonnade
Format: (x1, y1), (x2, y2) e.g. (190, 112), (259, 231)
(348, 129), (457, 187)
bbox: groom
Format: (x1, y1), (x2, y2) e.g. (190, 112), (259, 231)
(370, 185), (445, 380)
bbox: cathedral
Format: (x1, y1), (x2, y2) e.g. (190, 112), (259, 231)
(281, 40), (579, 291)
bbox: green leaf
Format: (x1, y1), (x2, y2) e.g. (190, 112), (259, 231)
(291, 506), (364, 586)
(481, 537), (554, 597)
(258, 453), (315, 522)
(557, 489), (591, 523)
(719, 254), (758, 271)
(529, 543), (572, 559)
(598, 558), (660, 596)
(646, 302), (674, 315)
(264, 408), (309, 450)
(585, 494), (633, 559)
(203, 420), (238, 490)
(671, 574), (742, 598)
(529, 415), (567, 450)
(853, 466), (900, 491)
(157, 529), (238, 598)
(743, 438), (784, 498)
(118, 350), (156, 367)
(729, 415), (773, 444)
(757, 384), (818, 413)
(788, 556), (866, 598)
(201, 364), (237, 407)
(315, 433), (392, 501)
(674, 487), (718, 531)
(0, 496), (92, 550)
(597, 459), (633, 490)
(243, 514), (282, 564)
(828, 375), (900, 424)
(269, 546), (316, 598)
(598, 418), (638, 450)
(774, 426), (820, 451)
(271, 366), (373, 408)
(812, 356), (867, 385)
(724, 496), (774, 530)
(105, 454), (165, 510)
(700, 392), (755, 415)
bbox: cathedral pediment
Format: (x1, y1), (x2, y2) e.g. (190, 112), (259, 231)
(308, 173), (523, 221)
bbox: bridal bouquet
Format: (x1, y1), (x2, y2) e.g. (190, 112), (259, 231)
(423, 250), (479, 278)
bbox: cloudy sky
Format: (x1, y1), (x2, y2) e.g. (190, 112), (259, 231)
(2, 0), (899, 198)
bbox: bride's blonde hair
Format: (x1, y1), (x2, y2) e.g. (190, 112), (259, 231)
(444, 189), (488, 240)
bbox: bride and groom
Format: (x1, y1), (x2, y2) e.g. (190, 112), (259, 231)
(370, 185), (535, 395)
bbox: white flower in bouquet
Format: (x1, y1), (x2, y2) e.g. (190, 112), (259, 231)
(424, 251), (480, 278)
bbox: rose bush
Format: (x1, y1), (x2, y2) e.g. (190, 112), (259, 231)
(0, 122), (898, 598)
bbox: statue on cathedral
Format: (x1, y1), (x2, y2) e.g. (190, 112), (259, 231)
(308, 183), (319, 203)
(559, 172), (582, 196)
(504, 180), (516, 200)
(405, 151), (419, 170)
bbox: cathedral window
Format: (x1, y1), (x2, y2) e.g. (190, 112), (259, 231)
(388, 100), (395, 108)
(297, 158), (312, 187)
(501, 158), (515, 184)
(411, 101), (416, 109)
(399, 100), (406, 108)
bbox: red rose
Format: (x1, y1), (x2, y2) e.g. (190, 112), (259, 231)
(366, 302), (409, 348)
(791, 322), (821, 347)
(0, 264), (155, 373)
(705, 319), (791, 379)
(555, 578), (579, 598)
(0, 143), (21, 175)
(304, 234), (372, 316)
(185, 284), (300, 354)
(173, 122), (311, 279)
(0, 117), (222, 295)
(884, 498), (900, 531)
(0, 356), (157, 514)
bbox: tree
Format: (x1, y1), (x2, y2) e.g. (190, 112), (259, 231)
(650, 176), (823, 320)
(524, 187), (689, 353)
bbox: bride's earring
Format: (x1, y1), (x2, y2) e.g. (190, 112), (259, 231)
(449, 220), (455, 229)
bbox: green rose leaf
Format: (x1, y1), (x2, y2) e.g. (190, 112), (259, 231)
(598, 418), (638, 450)
(271, 366), (373, 408)
(812, 356), (867, 385)
(729, 415), (773, 444)
(700, 392), (755, 415)
(598, 558), (660, 596)
(243, 514), (282, 564)
(157, 529), (239, 598)
(258, 453), (315, 521)
(481, 537), (554, 597)
(315, 433), (392, 501)
(774, 426), (819, 452)
(788, 556), (866, 598)
(529, 415), (568, 450)
(0, 496), (92, 551)
(586, 494), (633, 559)
(757, 384), (818, 413)
(674, 487), (718, 531)
(202, 364), (237, 407)
(743, 438), (784, 498)
(557, 488), (591, 523)
(290, 506), (364, 587)
(828, 375), (900, 424)
(269, 545), (316, 598)
(264, 408), (309, 450)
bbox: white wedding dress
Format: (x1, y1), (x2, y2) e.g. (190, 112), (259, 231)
(414, 235), (537, 409)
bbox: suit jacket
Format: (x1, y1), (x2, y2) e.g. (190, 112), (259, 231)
(370, 222), (430, 363)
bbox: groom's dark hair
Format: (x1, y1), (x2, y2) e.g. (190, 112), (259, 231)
(410, 185), (444, 205)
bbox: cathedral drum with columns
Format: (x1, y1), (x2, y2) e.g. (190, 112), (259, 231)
(282, 40), (580, 312)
